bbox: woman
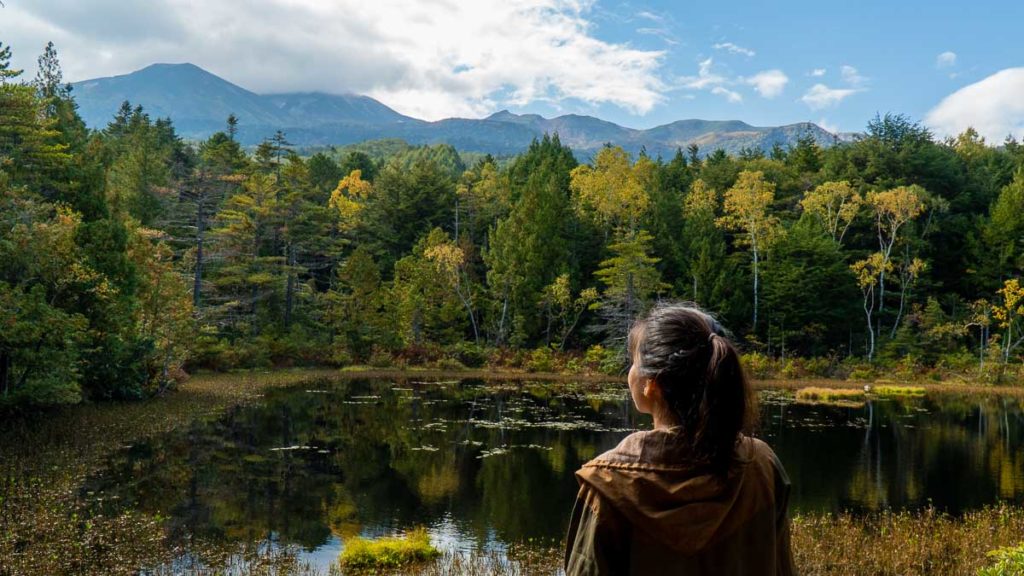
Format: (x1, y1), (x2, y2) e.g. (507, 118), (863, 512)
(564, 303), (795, 575)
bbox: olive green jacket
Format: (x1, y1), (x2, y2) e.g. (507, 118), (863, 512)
(564, 430), (795, 575)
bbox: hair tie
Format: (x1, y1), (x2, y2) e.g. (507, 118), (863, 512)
(707, 332), (718, 343)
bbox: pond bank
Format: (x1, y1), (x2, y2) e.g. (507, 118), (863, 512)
(333, 366), (1024, 397)
(2, 369), (1023, 575)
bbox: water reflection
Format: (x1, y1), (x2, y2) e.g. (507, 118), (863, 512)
(83, 378), (1024, 569)
(762, 393), (1024, 514)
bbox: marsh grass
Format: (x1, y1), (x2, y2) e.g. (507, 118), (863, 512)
(872, 384), (927, 397)
(791, 505), (1024, 576)
(338, 528), (441, 572)
(795, 386), (866, 404)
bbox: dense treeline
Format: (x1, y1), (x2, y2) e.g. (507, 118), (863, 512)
(4, 41), (1024, 409)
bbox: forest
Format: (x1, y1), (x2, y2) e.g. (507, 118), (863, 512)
(4, 40), (1024, 410)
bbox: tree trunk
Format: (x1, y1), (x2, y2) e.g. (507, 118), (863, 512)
(284, 243), (295, 329)
(891, 281), (909, 338)
(454, 274), (480, 345)
(864, 288), (875, 362)
(497, 285), (510, 346)
(193, 193), (205, 309)
(752, 247), (760, 331)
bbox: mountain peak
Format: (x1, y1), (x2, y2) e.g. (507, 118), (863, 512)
(486, 109), (517, 120)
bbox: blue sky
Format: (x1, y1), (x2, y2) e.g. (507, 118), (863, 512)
(3, 0), (1023, 138)
(545, 0), (1024, 134)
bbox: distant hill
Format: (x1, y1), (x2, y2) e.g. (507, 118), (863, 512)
(72, 63), (845, 157)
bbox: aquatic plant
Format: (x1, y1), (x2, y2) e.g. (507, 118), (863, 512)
(795, 386), (865, 402)
(338, 528), (440, 571)
(872, 384), (927, 397)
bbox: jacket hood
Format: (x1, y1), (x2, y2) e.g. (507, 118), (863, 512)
(575, 429), (777, 555)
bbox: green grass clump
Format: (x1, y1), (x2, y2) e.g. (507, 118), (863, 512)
(978, 543), (1024, 576)
(873, 384), (927, 397)
(796, 386), (864, 402)
(338, 528), (440, 571)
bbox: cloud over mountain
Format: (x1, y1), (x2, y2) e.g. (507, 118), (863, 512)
(6, 0), (667, 121)
(926, 67), (1024, 141)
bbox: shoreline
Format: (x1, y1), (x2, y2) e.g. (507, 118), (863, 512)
(241, 366), (1024, 397)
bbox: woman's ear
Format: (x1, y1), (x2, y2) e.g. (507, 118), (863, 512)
(643, 378), (661, 399)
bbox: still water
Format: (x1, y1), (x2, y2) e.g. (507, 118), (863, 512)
(83, 377), (1024, 568)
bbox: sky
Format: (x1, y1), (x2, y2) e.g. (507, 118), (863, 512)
(2, 0), (1023, 139)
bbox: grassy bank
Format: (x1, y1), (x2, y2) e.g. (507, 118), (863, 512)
(2, 369), (1023, 575)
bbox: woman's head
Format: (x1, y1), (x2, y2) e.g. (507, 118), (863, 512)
(627, 302), (756, 473)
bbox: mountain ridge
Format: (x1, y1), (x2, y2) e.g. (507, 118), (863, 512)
(72, 62), (845, 156)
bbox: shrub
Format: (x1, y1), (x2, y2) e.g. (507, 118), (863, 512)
(436, 357), (466, 371)
(584, 345), (623, 375)
(803, 356), (833, 378)
(448, 342), (487, 368)
(938, 350), (978, 373)
(338, 527), (440, 571)
(893, 354), (921, 379)
(395, 343), (445, 366)
(525, 347), (556, 373)
(742, 352), (777, 379)
(329, 346), (353, 368)
(368, 347), (394, 368)
(780, 358), (803, 379)
(564, 356), (585, 374)
(979, 543), (1024, 576)
(843, 358), (876, 381)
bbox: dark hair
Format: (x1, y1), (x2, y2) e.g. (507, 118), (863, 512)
(627, 302), (757, 475)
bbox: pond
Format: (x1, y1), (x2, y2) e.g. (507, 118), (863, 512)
(82, 377), (1024, 570)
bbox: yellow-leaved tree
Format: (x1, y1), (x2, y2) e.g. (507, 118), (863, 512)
(866, 185), (926, 309)
(717, 170), (781, 331)
(539, 273), (599, 350)
(569, 146), (649, 238)
(800, 180), (862, 246)
(850, 253), (892, 361)
(993, 278), (1024, 365)
(328, 169), (372, 232)
(890, 256), (927, 338)
(424, 235), (480, 344)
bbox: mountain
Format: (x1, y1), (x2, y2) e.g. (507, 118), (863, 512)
(72, 63), (419, 138)
(72, 63), (844, 157)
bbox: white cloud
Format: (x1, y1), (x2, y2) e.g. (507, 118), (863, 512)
(637, 27), (678, 46)
(810, 68), (826, 77)
(936, 51), (957, 68)
(744, 69), (788, 98)
(925, 67), (1024, 141)
(675, 58), (746, 103)
(711, 86), (743, 103)
(678, 58), (726, 90)
(4, 0), (667, 121)
(840, 64), (867, 86)
(817, 118), (839, 134)
(636, 10), (664, 22)
(713, 42), (755, 57)
(801, 84), (860, 110)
